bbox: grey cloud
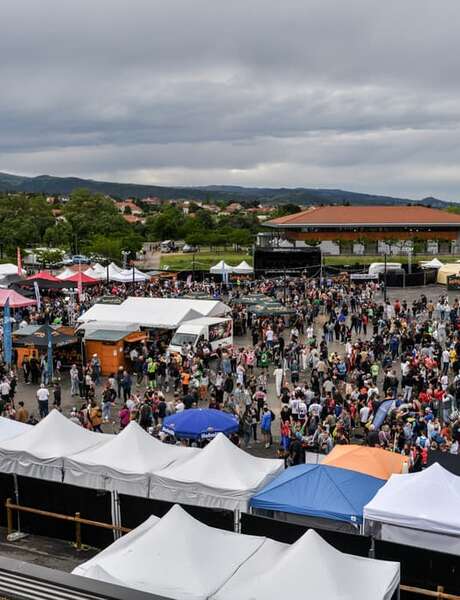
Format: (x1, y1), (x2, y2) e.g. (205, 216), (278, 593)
(1, 0), (460, 199)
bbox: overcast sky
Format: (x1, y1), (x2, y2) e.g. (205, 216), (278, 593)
(2, 0), (460, 199)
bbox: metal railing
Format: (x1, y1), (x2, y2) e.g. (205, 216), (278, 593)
(5, 498), (131, 550)
(400, 585), (460, 599)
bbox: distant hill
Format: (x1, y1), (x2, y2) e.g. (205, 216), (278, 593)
(0, 171), (453, 207)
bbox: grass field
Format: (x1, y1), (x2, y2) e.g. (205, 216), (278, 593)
(160, 251), (253, 271)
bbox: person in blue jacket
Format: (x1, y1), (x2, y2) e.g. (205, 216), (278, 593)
(261, 404), (273, 448)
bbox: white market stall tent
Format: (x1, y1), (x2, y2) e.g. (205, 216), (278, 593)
(73, 505), (264, 600)
(74, 504), (400, 600)
(420, 258), (444, 269)
(78, 297), (230, 330)
(364, 463), (460, 555)
(214, 526), (399, 600)
(109, 268), (150, 283)
(0, 410), (107, 483)
(0, 417), (31, 443)
(64, 421), (198, 497)
(56, 267), (76, 280)
(149, 433), (284, 512)
(84, 263), (107, 280)
(232, 260), (254, 275)
(210, 260), (234, 274)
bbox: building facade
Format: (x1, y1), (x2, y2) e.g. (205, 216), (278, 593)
(264, 205), (460, 255)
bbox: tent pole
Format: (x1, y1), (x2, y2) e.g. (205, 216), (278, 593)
(234, 509), (241, 533)
(368, 535), (376, 558)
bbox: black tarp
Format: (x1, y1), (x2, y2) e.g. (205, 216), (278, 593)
(16, 477), (113, 548)
(427, 451), (460, 476)
(119, 494), (234, 532)
(0, 473), (14, 527)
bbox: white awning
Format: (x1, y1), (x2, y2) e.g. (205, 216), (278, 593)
(150, 433), (283, 511)
(364, 463), (460, 555)
(0, 410), (107, 482)
(64, 421), (198, 497)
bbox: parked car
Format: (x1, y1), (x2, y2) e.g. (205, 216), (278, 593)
(72, 254), (91, 264)
(182, 244), (198, 253)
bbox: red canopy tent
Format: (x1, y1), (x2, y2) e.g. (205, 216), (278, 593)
(64, 272), (98, 285)
(26, 272), (60, 283)
(0, 289), (36, 308)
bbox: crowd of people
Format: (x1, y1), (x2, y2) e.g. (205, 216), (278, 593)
(1, 272), (460, 474)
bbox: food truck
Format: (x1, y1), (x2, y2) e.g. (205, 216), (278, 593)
(168, 317), (233, 354)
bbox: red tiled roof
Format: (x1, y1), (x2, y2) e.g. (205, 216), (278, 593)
(265, 205), (460, 227)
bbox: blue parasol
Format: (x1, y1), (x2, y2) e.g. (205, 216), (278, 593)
(162, 408), (239, 440)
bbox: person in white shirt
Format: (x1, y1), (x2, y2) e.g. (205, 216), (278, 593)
(36, 384), (50, 419)
(359, 404), (371, 425)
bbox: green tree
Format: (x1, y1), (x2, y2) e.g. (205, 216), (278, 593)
(43, 221), (73, 247)
(145, 206), (185, 240)
(64, 188), (129, 248)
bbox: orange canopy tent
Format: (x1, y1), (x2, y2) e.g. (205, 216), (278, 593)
(322, 445), (408, 480)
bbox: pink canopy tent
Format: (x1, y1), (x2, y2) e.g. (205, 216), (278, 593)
(0, 289), (36, 308)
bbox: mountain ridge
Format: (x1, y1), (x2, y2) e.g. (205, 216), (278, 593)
(0, 171), (453, 207)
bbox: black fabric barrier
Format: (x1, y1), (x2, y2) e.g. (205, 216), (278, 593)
(119, 494), (234, 532)
(0, 473), (14, 527)
(240, 512), (370, 556)
(375, 540), (460, 597)
(381, 267), (437, 288)
(16, 477), (113, 548)
(427, 451), (460, 476)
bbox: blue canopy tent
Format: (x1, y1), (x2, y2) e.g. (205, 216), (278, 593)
(162, 408), (239, 441)
(250, 464), (385, 531)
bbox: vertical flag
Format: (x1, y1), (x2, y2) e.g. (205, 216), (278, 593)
(46, 326), (53, 382)
(17, 247), (22, 276)
(34, 281), (41, 310)
(3, 298), (12, 366)
(77, 266), (83, 300)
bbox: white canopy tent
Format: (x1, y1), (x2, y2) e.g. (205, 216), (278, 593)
(150, 433), (284, 511)
(73, 504), (266, 600)
(109, 268), (150, 283)
(0, 264), (20, 277)
(57, 267), (76, 280)
(74, 505), (400, 600)
(78, 297), (230, 330)
(0, 410), (107, 482)
(232, 260), (254, 275)
(214, 528), (399, 600)
(364, 463), (460, 555)
(0, 417), (31, 443)
(84, 263), (107, 280)
(420, 258), (444, 269)
(209, 260), (233, 274)
(64, 421), (198, 497)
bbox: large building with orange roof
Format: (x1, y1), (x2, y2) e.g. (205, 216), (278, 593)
(264, 205), (460, 254)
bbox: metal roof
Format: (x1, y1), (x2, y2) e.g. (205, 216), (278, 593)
(85, 329), (129, 342)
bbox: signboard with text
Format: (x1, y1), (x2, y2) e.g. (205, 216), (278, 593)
(447, 275), (460, 290)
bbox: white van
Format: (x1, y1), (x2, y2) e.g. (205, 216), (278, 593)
(168, 317), (233, 354)
(368, 262), (402, 276)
